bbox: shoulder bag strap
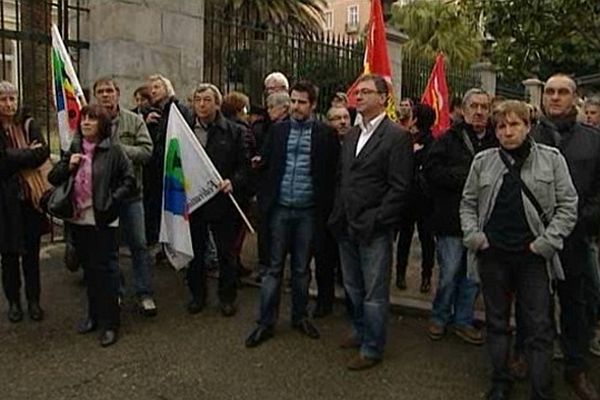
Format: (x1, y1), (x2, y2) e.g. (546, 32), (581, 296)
(498, 150), (550, 227)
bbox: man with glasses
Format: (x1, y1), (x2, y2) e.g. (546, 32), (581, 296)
(328, 74), (413, 370)
(424, 88), (497, 346)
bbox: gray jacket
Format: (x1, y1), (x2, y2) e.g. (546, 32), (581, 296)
(460, 141), (578, 282)
(112, 108), (153, 196)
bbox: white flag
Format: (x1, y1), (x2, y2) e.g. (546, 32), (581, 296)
(51, 25), (85, 152)
(159, 104), (221, 270)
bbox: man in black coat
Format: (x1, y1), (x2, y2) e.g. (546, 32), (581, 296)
(245, 80), (339, 347)
(424, 88), (497, 347)
(532, 73), (600, 400)
(328, 74), (413, 370)
(185, 83), (250, 317)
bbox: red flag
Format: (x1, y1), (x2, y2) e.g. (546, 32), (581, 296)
(346, 0), (396, 119)
(421, 53), (451, 138)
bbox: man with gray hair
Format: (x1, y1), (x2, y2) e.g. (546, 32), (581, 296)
(186, 83), (250, 317)
(424, 88), (497, 346)
(263, 71), (289, 96)
(584, 96), (600, 128)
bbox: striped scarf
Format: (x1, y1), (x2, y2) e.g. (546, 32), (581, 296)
(5, 120), (51, 210)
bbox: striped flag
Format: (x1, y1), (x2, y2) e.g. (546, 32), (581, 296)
(51, 25), (85, 152)
(159, 104), (221, 270)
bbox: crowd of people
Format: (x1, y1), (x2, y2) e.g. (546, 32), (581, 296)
(0, 68), (599, 400)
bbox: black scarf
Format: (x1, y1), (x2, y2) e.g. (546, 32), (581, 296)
(548, 107), (578, 135)
(504, 138), (532, 169)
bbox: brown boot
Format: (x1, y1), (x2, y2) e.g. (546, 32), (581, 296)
(347, 353), (381, 371)
(565, 370), (599, 400)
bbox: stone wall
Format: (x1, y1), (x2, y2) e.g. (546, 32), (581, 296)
(83, 0), (204, 107)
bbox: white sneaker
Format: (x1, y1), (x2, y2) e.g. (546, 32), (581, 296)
(139, 295), (157, 317)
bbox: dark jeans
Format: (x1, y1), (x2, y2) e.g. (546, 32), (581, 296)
(480, 248), (553, 400)
(256, 193), (270, 275)
(187, 212), (238, 305)
(314, 217), (338, 310)
(72, 225), (120, 331)
(143, 172), (162, 246)
(117, 199), (153, 296)
(395, 210), (435, 281)
(1, 203), (43, 303)
(338, 228), (393, 360)
(557, 234), (594, 372)
(258, 205), (314, 327)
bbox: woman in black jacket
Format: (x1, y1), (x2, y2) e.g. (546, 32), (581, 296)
(48, 104), (135, 347)
(0, 81), (49, 323)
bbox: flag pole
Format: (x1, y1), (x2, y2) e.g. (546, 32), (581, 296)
(51, 24), (86, 106)
(227, 193), (255, 235)
(169, 105), (256, 235)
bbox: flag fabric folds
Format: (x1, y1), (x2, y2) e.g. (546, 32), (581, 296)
(159, 104), (221, 270)
(421, 53), (451, 138)
(51, 25), (85, 152)
(346, 0), (397, 120)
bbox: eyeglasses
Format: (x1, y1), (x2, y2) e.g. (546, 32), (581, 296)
(352, 88), (382, 96)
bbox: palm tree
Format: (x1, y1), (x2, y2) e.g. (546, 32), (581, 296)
(217, 0), (327, 33)
(391, 0), (481, 68)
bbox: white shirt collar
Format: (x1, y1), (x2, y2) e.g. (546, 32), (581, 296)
(358, 112), (386, 135)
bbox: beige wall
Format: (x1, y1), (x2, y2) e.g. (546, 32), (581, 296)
(324, 0), (371, 37)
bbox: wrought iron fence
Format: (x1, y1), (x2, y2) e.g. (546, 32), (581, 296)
(401, 57), (482, 102)
(0, 0), (89, 147)
(203, 9), (363, 114)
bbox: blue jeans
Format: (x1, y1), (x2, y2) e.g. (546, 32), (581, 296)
(119, 199), (152, 296)
(431, 235), (479, 328)
(259, 205), (314, 327)
(338, 229), (393, 360)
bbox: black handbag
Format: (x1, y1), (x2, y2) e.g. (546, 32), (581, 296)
(42, 177), (74, 220)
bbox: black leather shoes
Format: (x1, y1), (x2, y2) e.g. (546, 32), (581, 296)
(8, 302), (23, 323)
(293, 319), (320, 339)
(220, 303), (237, 317)
(100, 330), (118, 347)
(187, 299), (205, 315)
(486, 386), (511, 400)
(28, 302), (44, 322)
(245, 325), (274, 348)
(77, 318), (97, 334)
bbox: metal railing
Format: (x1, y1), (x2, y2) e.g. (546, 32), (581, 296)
(203, 7), (364, 114)
(0, 0), (89, 148)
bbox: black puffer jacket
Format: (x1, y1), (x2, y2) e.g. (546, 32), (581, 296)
(424, 121), (498, 236)
(532, 113), (600, 237)
(0, 120), (49, 253)
(48, 135), (136, 227)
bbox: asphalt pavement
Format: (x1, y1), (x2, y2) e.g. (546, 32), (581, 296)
(0, 242), (595, 400)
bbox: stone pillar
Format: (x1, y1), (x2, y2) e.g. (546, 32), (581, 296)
(386, 27), (409, 99)
(85, 0), (205, 107)
(523, 78), (544, 108)
(472, 61), (496, 96)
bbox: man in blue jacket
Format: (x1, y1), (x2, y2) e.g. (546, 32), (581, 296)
(245, 80), (339, 347)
